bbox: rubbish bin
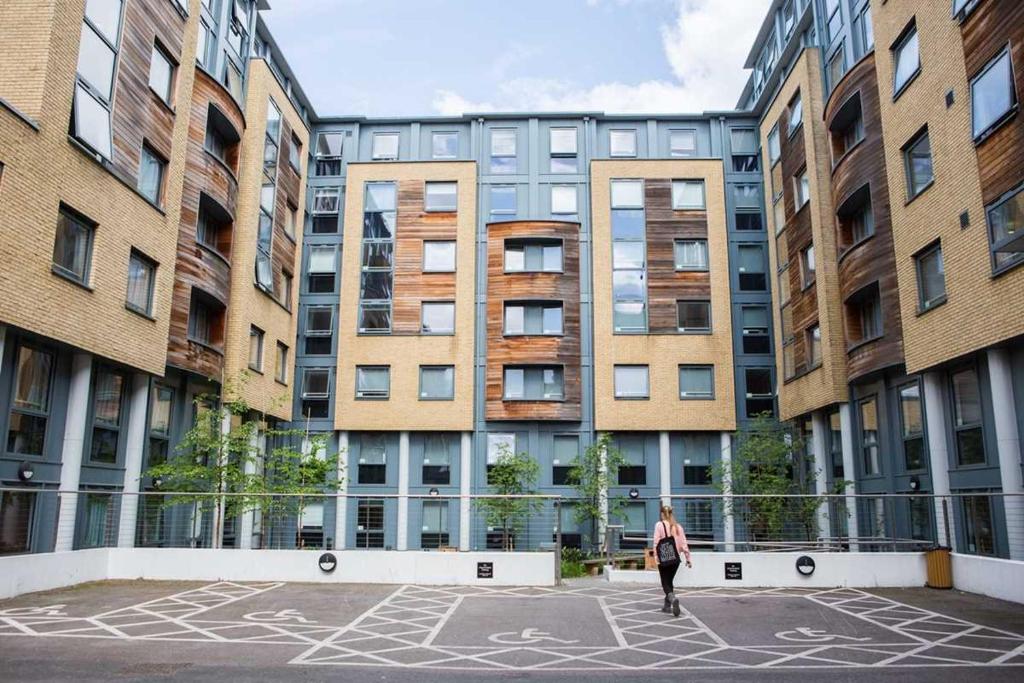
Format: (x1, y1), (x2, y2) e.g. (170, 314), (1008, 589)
(925, 546), (953, 589)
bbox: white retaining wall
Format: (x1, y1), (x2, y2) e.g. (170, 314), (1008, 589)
(607, 552), (928, 589)
(0, 549), (108, 599)
(951, 553), (1024, 604)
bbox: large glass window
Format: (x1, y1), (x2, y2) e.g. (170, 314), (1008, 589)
(421, 501), (449, 549)
(79, 493), (115, 549)
(972, 49), (1016, 139)
(903, 128), (933, 199)
(730, 128), (758, 172)
(744, 367), (773, 416)
(892, 22), (920, 96)
(806, 324), (821, 367)
(432, 131), (458, 160)
(90, 367), (125, 464)
(490, 129), (517, 173)
(6, 346), (53, 457)
(962, 495), (995, 555)
(423, 241), (456, 272)
(741, 305), (770, 354)
(371, 131), (399, 160)
(860, 397), (880, 475)
(915, 242), (946, 311)
(503, 366), (564, 401)
(674, 239), (708, 271)
(550, 185), (577, 215)
(617, 436), (646, 486)
(987, 187), (1024, 272)
(307, 245), (337, 293)
(504, 302), (563, 335)
(679, 365), (714, 399)
(359, 182), (396, 333)
(552, 435), (578, 486)
(275, 342), (288, 384)
(767, 125), (781, 165)
(549, 127), (578, 173)
(670, 129), (697, 157)
(315, 132), (344, 175)
(148, 42), (174, 104)
(614, 365), (649, 399)
(138, 145), (165, 205)
(611, 179), (647, 332)
(356, 499), (384, 545)
(899, 382), (925, 471)
(609, 129), (637, 157)
(419, 366), (454, 400)
(311, 187), (340, 234)
(672, 180), (705, 209)
(73, 0), (124, 158)
(255, 98), (281, 291)
(676, 300), (711, 333)
(787, 92), (803, 135)
(421, 302), (455, 335)
(681, 434), (712, 486)
(53, 207), (94, 285)
(800, 243), (815, 288)
(422, 433), (451, 485)
(504, 239), (562, 272)
(125, 250), (155, 316)
(0, 490), (35, 554)
(951, 368), (985, 466)
(356, 366), (389, 400)
(304, 306), (334, 355)
(248, 325), (264, 371)
(490, 185), (517, 219)
(425, 182), (457, 212)
(737, 245), (767, 291)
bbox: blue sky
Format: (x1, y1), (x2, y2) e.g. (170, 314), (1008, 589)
(261, 0), (773, 117)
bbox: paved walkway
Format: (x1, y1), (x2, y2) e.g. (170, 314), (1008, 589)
(0, 579), (1022, 680)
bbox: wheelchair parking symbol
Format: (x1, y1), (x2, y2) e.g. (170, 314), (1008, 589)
(0, 604), (68, 617)
(774, 627), (871, 643)
(488, 627), (579, 645)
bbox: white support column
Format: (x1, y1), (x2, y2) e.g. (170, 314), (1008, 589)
(116, 374), (150, 548)
(598, 434), (609, 549)
(720, 431), (736, 552)
(238, 427), (259, 550)
(459, 431), (471, 551)
(334, 431), (348, 550)
(838, 402), (860, 551)
(811, 410), (831, 544)
(397, 431), (410, 551)
(212, 409), (231, 549)
(922, 372), (955, 550)
(988, 348), (1023, 560)
(54, 353), (93, 552)
(659, 431), (671, 507)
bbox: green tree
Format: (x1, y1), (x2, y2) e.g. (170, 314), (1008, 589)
(144, 373), (344, 548)
(478, 444), (541, 551)
(567, 433), (628, 552)
(715, 413), (820, 548)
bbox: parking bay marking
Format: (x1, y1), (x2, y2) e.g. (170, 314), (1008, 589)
(488, 628), (580, 645)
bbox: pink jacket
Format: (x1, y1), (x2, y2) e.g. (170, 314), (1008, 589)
(653, 521), (691, 562)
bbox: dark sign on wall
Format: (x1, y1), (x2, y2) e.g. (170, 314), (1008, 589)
(724, 562), (742, 580)
(318, 553), (337, 573)
(477, 562), (494, 579)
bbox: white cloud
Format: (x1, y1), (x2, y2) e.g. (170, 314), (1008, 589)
(432, 0), (772, 116)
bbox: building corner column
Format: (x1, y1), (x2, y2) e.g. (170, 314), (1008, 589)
(54, 352), (93, 552)
(810, 410), (831, 544)
(397, 431), (410, 551)
(987, 348), (1023, 560)
(838, 402), (860, 551)
(334, 431), (349, 550)
(237, 428), (260, 550)
(459, 431), (471, 551)
(658, 431), (671, 507)
(116, 373), (150, 548)
(720, 431), (735, 552)
(922, 372), (955, 550)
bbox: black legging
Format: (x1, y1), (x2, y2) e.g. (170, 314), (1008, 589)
(658, 562), (679, 596)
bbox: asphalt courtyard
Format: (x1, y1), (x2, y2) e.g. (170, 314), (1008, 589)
(0, 578), (1022, 682)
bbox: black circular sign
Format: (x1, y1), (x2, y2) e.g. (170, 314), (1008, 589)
(796, 555), (816, 576)
(318, 552), (337, 573)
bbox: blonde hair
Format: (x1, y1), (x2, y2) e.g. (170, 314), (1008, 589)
(660, 505), (678, 531)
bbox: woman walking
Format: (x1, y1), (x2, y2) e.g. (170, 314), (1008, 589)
(653, 505), (692, 617)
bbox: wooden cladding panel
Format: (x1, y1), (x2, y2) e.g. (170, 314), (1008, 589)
(110, 0), (186, 186)
(165, 73), (245, 380)
(961, 1), (1024, 206)
(485, 221), (582, 421)
(644, 180), (710, 333)
(392, 180), (458, 334)
(826, 53), (904, 381)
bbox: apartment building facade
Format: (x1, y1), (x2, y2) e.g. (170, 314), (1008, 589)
(0, 0), (1020, 559)
(741, 0), (1024, 559)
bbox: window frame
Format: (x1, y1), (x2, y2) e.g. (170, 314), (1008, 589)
(970, 45), (1018, 142)
(787, 92), (803, 137)
(248, 325), (265, 372)
(431, 131), (459, 160)
(671, 180), (706, 210)
(275, 342), (289, 384)
(490, 128), (517, 173)
(502, 365), (565, 401)
(418, 365), (455, 401)
(902, 127), (934, 201)
(891, 20), (921, 99)
(6, 344), (55, 459)
(355, 365), (390, 400)
(859, 395), (881, 476)
(422, 240), (456, 273)
(914, 240), (947, 312)
(503, 301), (564, 336)
(613, 365), (650, 400)
(420, 301), (455, 335)
(676, 299), (712, 334)
(52, 205), (96, 287)
(371, 131), (400, 161)
(678, 364), (715, 400)
(609, 129), (638, 158)
(898, 380), (926, 472)
(125, 248), (156, 317)
(424, 181), (458, 212)
(673, 238), (709, 272)
(669, 128), (697, 157)
(986, 184), (1024, 274)
(137, 143), (167, 206)
(950, 366), (986, 467)
(148, 40), (175, 105)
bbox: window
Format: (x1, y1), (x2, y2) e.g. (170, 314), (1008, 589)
(733, 184), (761, 209)
(148, 42), (174, 104)
(617, 437), (646, 486)
(244, 325), (264, 372)
(288, 133), (302, 172)
(730, 128), (758, 172)
(899, 382), (925, 471)
(614, 365), (649, 399)
(205, 105), (239, 167)
(962, 495), (995, 555)
(611, 179), (647, 332)
(425, 182), (457, 212)
(800, 244), (815, 288)
(903, 128), (933, 199)
(423, 241), (456, 272)
(971, 48), (1016, 139)
(848, 284), (882, 343)
(372, 132), (399, 160)
(422, 434), (451, 485)
(356, 366), (389, 399)
(609, 129), (637, 157)
(79, 493), (115, 549)
(196, 21), (210, 67)
(679, 365), (714, 399)
(773, 196), (785, 232)
(550, 185), (577, 215)
(304, 306), (333, 355)
(681, 434), (712, 486)
(6, 346), (53, 457)
(828, 410), (845, 480)
(503, 366), (564, 400)
(138, 144), (166, 205)
(307, 245), (337, 293)
(851, 203), (874, 241)
(737, 245), (767, 291)
(487, 433), (516, 474)
(860, 397), (880, 475)
(915, 242), (946, 311)
(794, 168), (810, 209)
(421, 301), (455, 334)
(359, 183), (396, 333)
(419, 366), (454, 400)
(277, 270), (293, 310)
(677, 300), (711, 333)
(355, 498), (384, 546)
(674, 239), (708, 271)
(90, 367), (125, 464)
(806, 324), (821, 367)
(284, 202), (298, 241)
(830, 97), (865, 161)
(0, 490), (34, 554)
(736, 212), (763, 231)
(552, 435), (579, 486)
(744, 368), (773, 416)
(490, 185), (517, 218)
(52, 207), (93, 285)
(549, 127), (578, 173)
(825, 0), (843, 41)
(275, 342), (288, 383)
(828, 45), (847, 88)
(611, 179), (643, 208)
(223, 60), (243, 102)
(951, 368), (985, 466)
(670, 129), (697, 157)
(421, 500), (449, 549)
(837, 187), (874, 250)
(672, 180), (705, 209)
(490, 128), (516, 173)
(73, 0), (124, 158)
(315, 132), (343, 175)
(256, 98), (281, 292)
(787, 93), (803, 135)
(741, 306), (771, 354)
(432, 131), (458, 160)
(953, 0), (981, 20)
(767, 125), (781, 165)
(504, 302), (563, 335)
(857, 4), (874, 53)
(311, 190), (340, 235)
(125, 250), (155, 316)
(504, 239), (562, 272)
(987, 187), (1024, 272)
(892, 22), (920, 96)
